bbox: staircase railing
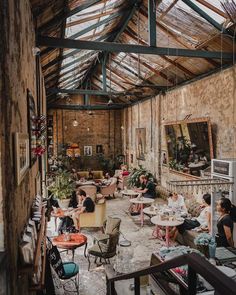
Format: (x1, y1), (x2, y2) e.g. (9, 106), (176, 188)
(105, 252), (236, 295)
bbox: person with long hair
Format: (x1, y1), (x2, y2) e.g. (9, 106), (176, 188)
(172, 193), (211, 240)
(216, 197), (234, 247)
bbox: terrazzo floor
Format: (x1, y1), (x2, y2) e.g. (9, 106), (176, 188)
(47, 194), (167, 294)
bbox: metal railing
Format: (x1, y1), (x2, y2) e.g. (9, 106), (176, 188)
(105, 252), (236, 295)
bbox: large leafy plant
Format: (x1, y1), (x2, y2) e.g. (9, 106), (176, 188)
(127, 166), (155, 187)
(48, 170), (75, 200)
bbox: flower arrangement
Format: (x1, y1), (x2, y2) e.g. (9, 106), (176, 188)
(194, 233), (215, 246)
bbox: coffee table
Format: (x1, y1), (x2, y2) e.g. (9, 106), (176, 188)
(151, 216), (184, 247)
(130, 197), (154, 226)
(52, 233), (87, 261)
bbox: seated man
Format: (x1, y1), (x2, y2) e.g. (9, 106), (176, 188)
(135, 175), (156, 199)
(71, 189), (95, 230)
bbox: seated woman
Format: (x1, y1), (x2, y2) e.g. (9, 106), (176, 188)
(71, 189), (95, 230)
(168, 192), (187, 212)
(216, 197), (234, 247)
(172, 193), (211, 240)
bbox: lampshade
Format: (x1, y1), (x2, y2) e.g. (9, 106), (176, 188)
(72, 119), (78, 127)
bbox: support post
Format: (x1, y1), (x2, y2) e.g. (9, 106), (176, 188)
(148, 0), (156, 46)
(102, 57), (107, 91)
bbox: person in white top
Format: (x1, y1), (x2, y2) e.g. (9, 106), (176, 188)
(172, 193), (211, 241)
(168, 193), (187, 212)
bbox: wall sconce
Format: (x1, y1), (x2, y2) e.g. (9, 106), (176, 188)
(72, 111), (78, 127)
(121, 125), (124, 130)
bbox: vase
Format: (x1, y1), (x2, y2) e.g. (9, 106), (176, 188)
(58, 198), (70, 209)
(197, 245), (209, 258)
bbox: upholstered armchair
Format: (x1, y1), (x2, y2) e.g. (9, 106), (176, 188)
(87, 216), (121, 270)
(78, 185), (97, 200)
(100, 179), (117, 199)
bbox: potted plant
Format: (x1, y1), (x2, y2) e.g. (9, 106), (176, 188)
(127, 166), (155, 188)
(48, 170), (75, 209)
(194, 233), (215, 258)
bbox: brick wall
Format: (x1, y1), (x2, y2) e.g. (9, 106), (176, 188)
(48, 109), (123, 171)
(0, 0), (46, 294)
(123, 66), (236, 186)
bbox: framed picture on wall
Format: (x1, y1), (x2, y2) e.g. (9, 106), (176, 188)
(27, 89), (37, 167)
(14, 133), (30, 185)
(162, 150), (168, 166)
(96, 145), (103, 154)
(136, 128), (146, 160)
(84, 146), (92, 156)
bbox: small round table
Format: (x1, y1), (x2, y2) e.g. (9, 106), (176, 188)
(151, 216), (184, 247)
(52, 233), (88, 261)
(130, 198), (154, 226)
(120, 190), (139, 198)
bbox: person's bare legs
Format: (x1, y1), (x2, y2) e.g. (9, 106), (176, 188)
(72, 212), (80, 230)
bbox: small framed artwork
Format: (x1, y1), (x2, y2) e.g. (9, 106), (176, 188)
(27, 90), (37, 167)
(15, 133), (30, 185)
(130, 154), (134, 164)
(84, 146), (92, 156)
(96, 145), (103, 154)
(136, 128), (146, 160)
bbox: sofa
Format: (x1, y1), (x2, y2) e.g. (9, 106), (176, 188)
(77, 170), (103, 180)
(79, 199), (106, 229)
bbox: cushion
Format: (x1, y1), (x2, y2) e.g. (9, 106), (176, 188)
(186, 199), (201, 217)
(62, 262), (79, 279)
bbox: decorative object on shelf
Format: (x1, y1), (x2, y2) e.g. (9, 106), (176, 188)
(27, 89), (37, 166)
(84, 145), (92, 156)
(127, 166), (155, 188)
(14, 132), (30, 185)
(66, 143), (80, 158)
(136, 128), (146, 160)
(164, 117), (213, 176)
(47, 170), (75, 209)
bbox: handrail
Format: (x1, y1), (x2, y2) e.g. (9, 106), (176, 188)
(106, 253), (236, 295)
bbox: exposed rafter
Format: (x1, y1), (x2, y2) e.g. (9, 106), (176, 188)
(37, 36), (234, 60)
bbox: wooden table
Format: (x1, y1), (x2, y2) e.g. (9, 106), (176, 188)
(130, 197), (154, 226)
(52, 233), (87, 261)
(151, 216), (184, 247)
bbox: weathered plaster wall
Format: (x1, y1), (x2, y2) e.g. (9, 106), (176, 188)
(124, 66), (236, 185)
(48, 109), (123, 170)
(0, 0), (46, 294)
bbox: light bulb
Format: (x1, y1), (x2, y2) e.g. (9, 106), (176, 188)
(121, 125), (124, 130)
(72, 119), (78, 127)
(87, 127), (90, 132)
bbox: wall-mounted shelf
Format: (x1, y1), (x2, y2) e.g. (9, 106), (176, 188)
(18, 207), (47, 291)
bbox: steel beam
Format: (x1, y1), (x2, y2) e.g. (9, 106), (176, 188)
(37, 36), (234, 60)
(102, 58), (107, 91)
(148, 0), (156, 46)
(182, 0), (229, 35)
(38, 0), (101, 33)
(47, 88), (121, 96)
(47, 104), (125, 110)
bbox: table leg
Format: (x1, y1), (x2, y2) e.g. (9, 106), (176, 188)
(72, 249), (75, 261)
(140, 203), (144, 227)
(54, 217), (58, 232)
(166, 226), (170, 247)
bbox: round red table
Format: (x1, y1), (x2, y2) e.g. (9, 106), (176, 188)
(52, 233), (87, 261)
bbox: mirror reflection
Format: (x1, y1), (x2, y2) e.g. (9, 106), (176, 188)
(165, 119), (213, 176)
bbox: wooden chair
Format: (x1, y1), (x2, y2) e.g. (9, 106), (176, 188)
(79, 185), (97, 200)
(100, 180), (117, 199)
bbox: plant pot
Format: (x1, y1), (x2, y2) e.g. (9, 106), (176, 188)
(58, 198), (70, 209)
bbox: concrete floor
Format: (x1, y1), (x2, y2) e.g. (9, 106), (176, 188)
(47, 194), (167, 294)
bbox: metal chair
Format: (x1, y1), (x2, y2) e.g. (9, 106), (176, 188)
(87, 217), (121, 270)
(47, 238), (79, 294)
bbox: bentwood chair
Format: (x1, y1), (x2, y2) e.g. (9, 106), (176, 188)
(47, 238), (79, 294)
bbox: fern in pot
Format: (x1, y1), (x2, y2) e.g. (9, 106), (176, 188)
(128, 166), (155, 188)
(48, 170), (75, 209)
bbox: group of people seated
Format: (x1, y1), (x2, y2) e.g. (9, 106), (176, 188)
(168, 193), (234, 247)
